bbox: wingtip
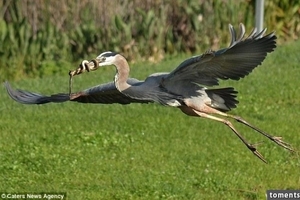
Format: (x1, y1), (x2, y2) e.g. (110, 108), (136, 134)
(4, 81), (21, 103)
(5, 81), (72, 105)
(4, 81), (14, 97)
(4, 81), (9, 88)
(4, 81), (42, 104)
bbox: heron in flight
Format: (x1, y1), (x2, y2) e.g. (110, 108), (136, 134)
(5, 24), (293, 163)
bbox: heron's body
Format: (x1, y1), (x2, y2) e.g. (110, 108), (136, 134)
(100, 53), (238, 111)
(5, 24), (293, 162)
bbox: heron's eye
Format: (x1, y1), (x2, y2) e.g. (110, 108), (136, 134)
(101, 57), (106, 61)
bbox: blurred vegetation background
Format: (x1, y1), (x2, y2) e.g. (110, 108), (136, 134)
(0, 0), (299, 81)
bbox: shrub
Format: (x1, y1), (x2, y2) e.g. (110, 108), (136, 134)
(0, 0), (298, 80)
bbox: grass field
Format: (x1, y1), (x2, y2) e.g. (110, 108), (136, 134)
(1, 40), (300, 200)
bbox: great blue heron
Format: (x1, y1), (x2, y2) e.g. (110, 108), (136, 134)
(5, 24), (293, 163)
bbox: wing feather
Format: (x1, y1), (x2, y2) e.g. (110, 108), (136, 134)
(163, 23), (276, 87)
(5, 81), (69, 104)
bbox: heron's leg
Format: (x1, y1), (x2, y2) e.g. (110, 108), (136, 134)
(211, 110), (293, 152)
(192, 109), (267, 163)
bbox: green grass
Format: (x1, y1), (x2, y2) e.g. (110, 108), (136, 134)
(1, 40), (300, 200)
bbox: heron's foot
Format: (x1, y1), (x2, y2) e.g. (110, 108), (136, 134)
(271, 136), (294, 152)
(246, 143), (267, 163)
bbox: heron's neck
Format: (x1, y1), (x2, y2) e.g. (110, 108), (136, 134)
(114, 55), (131, 91)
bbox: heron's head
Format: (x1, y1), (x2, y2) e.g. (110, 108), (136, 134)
(96, 51), (119, 67)
(70, 51), (121, 77)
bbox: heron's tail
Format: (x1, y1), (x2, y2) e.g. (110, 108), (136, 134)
(205, 87), (239, 112)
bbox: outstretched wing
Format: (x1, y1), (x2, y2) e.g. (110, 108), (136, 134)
(5, 82), (70, 104)
(162, 23), (276, 87)
(5, 79), (152, 105)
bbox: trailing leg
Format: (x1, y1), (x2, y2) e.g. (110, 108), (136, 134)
(213, 111), (294, 152)
(192, 109), (267, 163)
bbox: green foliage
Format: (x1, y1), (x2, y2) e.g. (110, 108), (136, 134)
(0, 0), (299, 80)
(0, 17), (73, 81)
(265, 0), (300, 41)
(1, 41), (300, 199)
